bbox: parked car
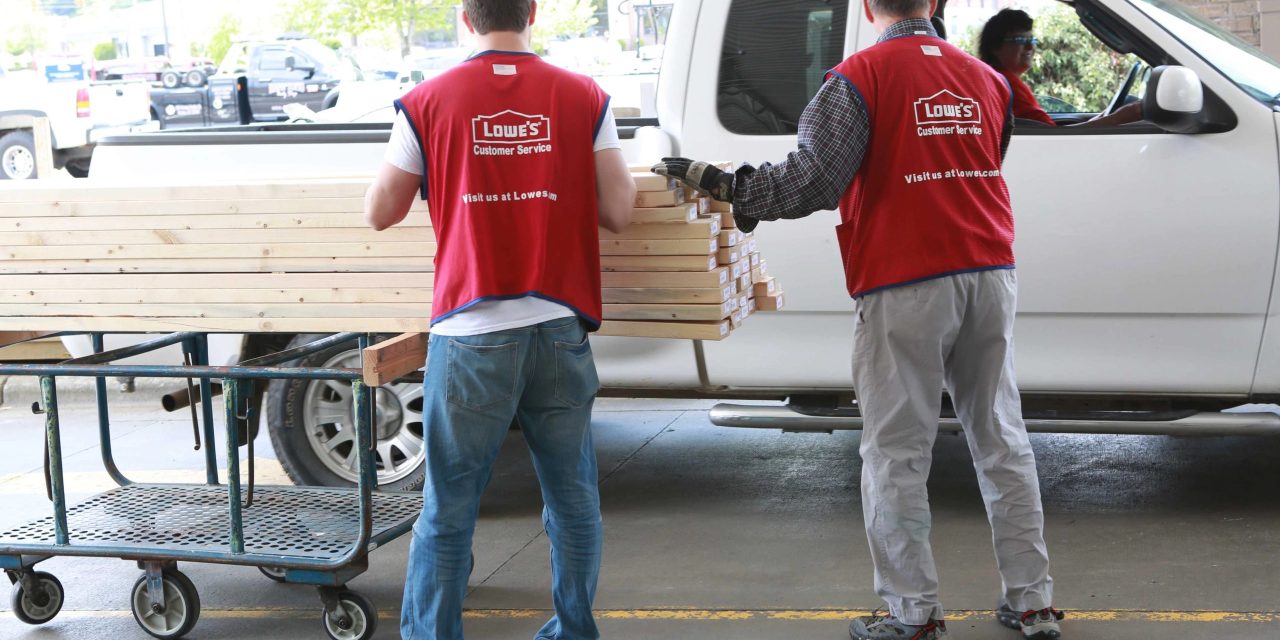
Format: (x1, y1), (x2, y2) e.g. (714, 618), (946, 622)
(87, 0), (1280, 490)
(0, 61), (154, 179)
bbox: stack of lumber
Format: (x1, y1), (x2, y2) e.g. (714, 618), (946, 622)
(0, 173), (783, 340)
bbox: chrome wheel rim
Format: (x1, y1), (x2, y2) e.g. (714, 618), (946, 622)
(302, 350), (425, 485)
(2, 145), (34, 179)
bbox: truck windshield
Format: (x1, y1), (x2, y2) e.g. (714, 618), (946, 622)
(1129, 0), (1280, 106)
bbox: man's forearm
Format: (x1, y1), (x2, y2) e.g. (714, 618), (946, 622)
(732, 77), (868, 226)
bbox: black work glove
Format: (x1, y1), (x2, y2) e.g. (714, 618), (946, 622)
(651, 157), (735, 202)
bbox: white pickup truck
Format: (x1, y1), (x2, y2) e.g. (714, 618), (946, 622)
(0, 64), (154, 179)
(85, 0), (1280, 491)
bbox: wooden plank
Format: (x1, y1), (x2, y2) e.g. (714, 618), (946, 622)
(635, 189), (684, 208)
(0, 212), (430, 232)
(717, 246), (741, 265)
(0, 257), (435, 274)
(750, 252), (761, 269)
(0, 288), (431, 304)
(602, 286), (732, 304)
(597, 320), (731, 341)
(0, 337), (69, 362)
(738, 274), (753, 292)
(719, 210), (736, 228)
(1, 242), (434, 261)
(0, 272), (432, 289)
(757, 291), (786, 311)
(629, 205), (699, 224)
(602, 302), (732, 322)
(602, 219), (718, 240)
(0, 316), (433, 332)
(600, 255), (717, 272)
(599, 268), (729, 288)
(33, 118), (54, 179)
(598, 238), (718, 256)
(0, 227), (430, 246)
(0, 180), (377, 204)
(631, 173), (678, 192)
(6, 303), (430, 318)
(753, 277), (777, 297)
(0, 196), (401, 217)
(696, 197), (711, 214)
(718, 229), (743, 247)
(710, 199), (733, 213)
(362, 332), (428, 386)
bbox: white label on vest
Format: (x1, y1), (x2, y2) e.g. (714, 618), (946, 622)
(921, 45), (942, 57)
(493, 64), (517, 75)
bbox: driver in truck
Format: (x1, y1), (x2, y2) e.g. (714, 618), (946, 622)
(654, 0), (1061, 638)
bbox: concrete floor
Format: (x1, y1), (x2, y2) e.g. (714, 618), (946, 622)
(0, 383), (1276, 639)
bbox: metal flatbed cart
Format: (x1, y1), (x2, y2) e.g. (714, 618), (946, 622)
(0, 331), (423, 640)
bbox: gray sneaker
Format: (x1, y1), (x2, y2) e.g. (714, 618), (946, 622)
(849, 613), (948, 640)
(996, 603), (1064, 639)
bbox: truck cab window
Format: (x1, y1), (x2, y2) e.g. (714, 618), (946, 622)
(717, 0), (848, 135)
(259, 49), (292, 72)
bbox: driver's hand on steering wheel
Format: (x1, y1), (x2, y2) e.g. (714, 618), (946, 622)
(1112, 101), (1144, 124)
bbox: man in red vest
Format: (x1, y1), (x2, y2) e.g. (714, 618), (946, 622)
(655, 1), (1059, 639)
(364, 1), (636, 638)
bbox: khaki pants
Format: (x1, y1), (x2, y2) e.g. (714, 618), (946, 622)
(852, 269), (1052, 625)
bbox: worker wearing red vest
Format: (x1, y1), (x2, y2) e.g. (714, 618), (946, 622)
(654, 1), (1059, 639)
(364, 2), (636, 638)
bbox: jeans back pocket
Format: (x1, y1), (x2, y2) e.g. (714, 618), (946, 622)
(554, 332), (599, 409)
(447, 339), (519, 413)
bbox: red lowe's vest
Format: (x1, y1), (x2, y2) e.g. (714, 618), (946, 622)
(829, 35), (1014, 297)
(396, 51), (610, 327)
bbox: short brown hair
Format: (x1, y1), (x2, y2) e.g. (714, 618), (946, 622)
(463, 0), (533, 35)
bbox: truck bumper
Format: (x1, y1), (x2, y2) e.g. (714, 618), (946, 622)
(89, 119), (159, 144)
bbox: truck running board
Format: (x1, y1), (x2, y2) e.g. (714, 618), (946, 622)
(708, 403), (1280, 437)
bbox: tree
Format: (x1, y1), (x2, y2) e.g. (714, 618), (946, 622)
(279, 0), (340, 41)
(531, 0), (598, 54)
(355, 0), (456, 57)
(957, 3), (1136, 113)
(205, 14), (242, 66)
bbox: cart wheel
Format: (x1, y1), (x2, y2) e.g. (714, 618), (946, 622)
(10, 571), (63, 625)
(130, 570), (201, 639)
(321, 590), (377, 640)
(258, 566), (289, 583)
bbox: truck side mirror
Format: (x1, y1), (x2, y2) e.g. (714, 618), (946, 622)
(1144, 65), (1204, 133)
(285, 55), (296, 70)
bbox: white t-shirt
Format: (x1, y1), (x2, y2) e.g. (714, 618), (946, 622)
(385, 109), (622, 336)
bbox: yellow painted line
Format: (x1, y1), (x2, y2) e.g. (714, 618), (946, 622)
(32, 608), (1280, 624)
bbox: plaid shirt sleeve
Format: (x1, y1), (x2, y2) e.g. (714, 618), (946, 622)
(731, 76), (869, 232)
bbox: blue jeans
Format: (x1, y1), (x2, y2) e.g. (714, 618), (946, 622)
(401, 317), (603, 640)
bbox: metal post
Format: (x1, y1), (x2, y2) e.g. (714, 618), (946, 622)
(223, 379), (245, 554)
(41, 377), (69, 545)
(93, 333), (130, 487)
(352, 379), (375, 539)
(196, 335), (219, 485)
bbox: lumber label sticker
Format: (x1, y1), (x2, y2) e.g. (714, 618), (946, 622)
(472, 110), (554, 156)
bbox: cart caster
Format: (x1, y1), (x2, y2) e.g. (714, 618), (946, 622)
(130, 570), (201, 639)
(10, 571), (64, 625)
(321, 589), (377, 640)
(258, 566), (289, 583)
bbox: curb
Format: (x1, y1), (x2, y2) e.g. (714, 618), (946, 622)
(0, 375), (184, 409)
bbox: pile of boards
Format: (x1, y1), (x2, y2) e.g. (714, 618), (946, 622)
(0, 173), (783, 340)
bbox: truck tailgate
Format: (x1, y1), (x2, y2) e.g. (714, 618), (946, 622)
(88, 80), (151, 126)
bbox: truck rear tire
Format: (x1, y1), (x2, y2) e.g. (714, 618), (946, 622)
(161, 70), (181, 89)
(267, 334), (426, 492)
(0, 131), (36, 180)
(65, 158), (90, 178)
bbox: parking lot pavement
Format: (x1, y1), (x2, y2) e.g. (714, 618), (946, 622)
(0, 386), (1277, 639)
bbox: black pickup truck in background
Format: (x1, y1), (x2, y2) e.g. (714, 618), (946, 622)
(149, 36), (363, 129)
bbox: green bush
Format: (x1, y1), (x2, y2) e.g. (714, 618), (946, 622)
(93, 42), (117, 61)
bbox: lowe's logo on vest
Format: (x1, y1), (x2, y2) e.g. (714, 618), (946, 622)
(472, 110), (554, 156)
(914, 90), (984, 137)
